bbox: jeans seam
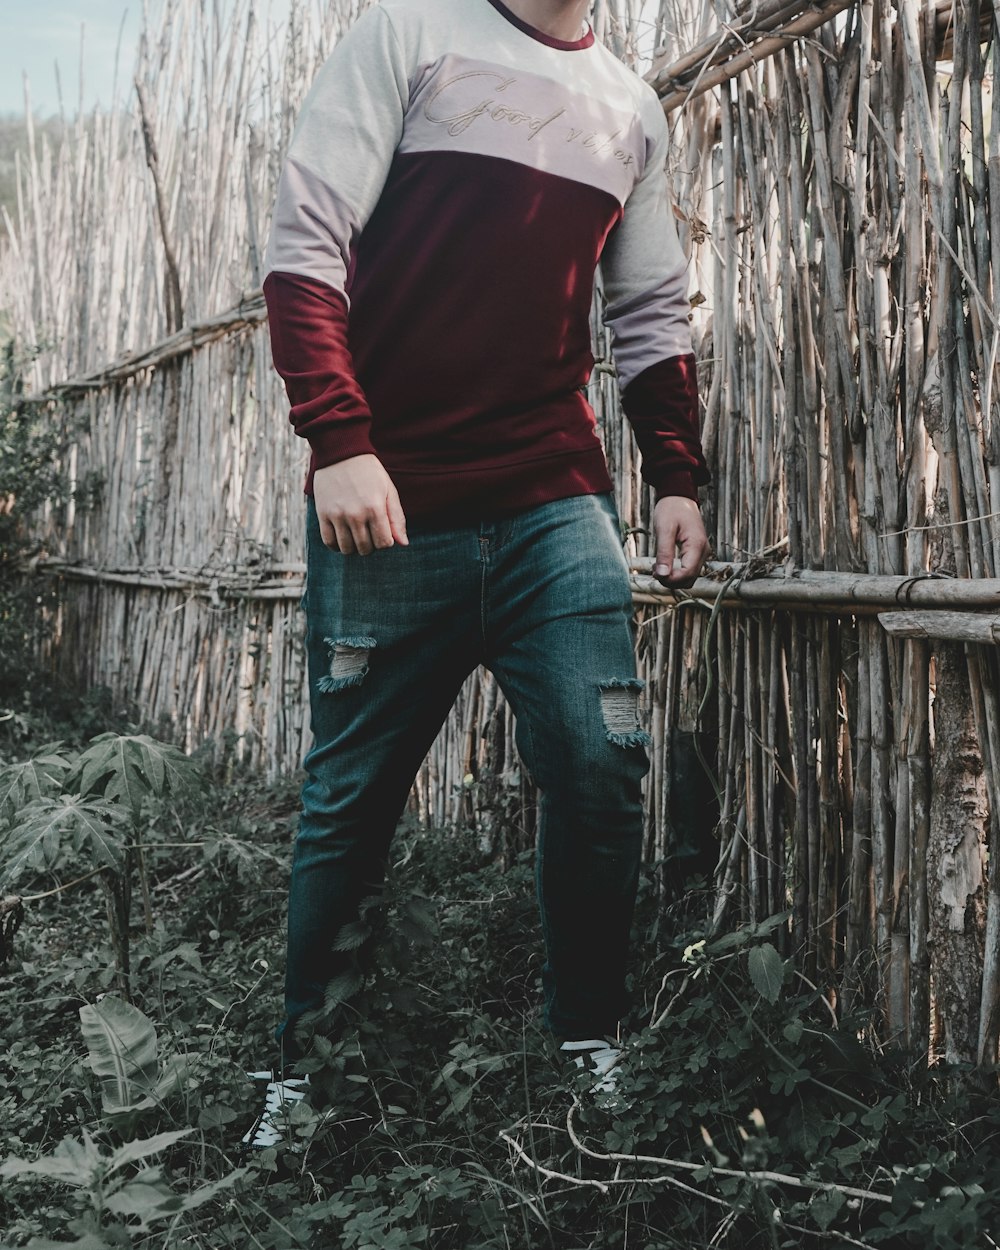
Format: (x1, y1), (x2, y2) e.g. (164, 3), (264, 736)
(480, 545), (488, 645)
(518, 709), (557, 1024)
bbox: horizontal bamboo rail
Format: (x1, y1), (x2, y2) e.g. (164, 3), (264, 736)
(653, 0), (853, 114)
(25, 558), (302, 601)
(647, 0), (809, 88)
(630, 558), (1000, 609)
(28, 557), (1000, 623)
(879, 611), (1000, 644)
(38, 294), (267, 397)
(649, 0), (979, 114)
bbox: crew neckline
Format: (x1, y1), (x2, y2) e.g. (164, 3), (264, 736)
(484, 0), (595, 51)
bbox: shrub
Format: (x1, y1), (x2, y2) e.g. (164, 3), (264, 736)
(0, 732), (202, 993)
(0, 337), (74, 717)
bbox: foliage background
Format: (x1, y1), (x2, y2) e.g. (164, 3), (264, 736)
(1, 727), (999, 1247)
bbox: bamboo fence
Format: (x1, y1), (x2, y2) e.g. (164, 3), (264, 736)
(2, 0), (999, 1064)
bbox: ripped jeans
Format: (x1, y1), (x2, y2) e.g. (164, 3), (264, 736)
(278, 491), (650, 1060)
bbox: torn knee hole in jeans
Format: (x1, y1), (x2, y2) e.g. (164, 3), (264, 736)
(599, 679), (652, 749)
(317, 636), (377, 693)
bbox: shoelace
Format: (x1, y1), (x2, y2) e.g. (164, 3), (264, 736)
(241, 1072), (310, 1150)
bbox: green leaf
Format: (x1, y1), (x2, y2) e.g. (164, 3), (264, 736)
(323, 968), (364, 1009)
(705, 929), (751, 954)
(62, 797), (127, 867)
(171, 1167), (245, 1214)
(771, 1065), (811, 1096)
(705, 912), (792, 958)
(783, 1018), (804, 1044)
(748, 942), (784, 1003)
(78, 996), (160, 1114)
(400, 894), (438, 937)
(100, 738), (142, 816)
(101, 1165), (244, 1228)
(0, 1131), (103, 1187)
(809, 1187), (846, 1231)
(103, 1171), (178, 1222)
(0, 798), (64, 878)
(443, 1086), (474, 1115)
(1, 795), (126, 884)
(153, 1053), (188, 1103)
(0, 750), (74, 823)
(142, 740), (166, 794)
(71, 734), (200, 817)
(145, 736), (199, 797)
(751, 909), (792, 938)
(74, 736), (119, 796)
(332, 920), (372, 952)
(196, 1103), (239, 1129)
(106, 1130), (193, 1175)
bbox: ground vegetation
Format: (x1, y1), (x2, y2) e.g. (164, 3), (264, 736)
(0, 708), (997, 1249)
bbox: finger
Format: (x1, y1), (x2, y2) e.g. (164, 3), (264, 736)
(332, 517), (356, 555)
(349, 516), (375, 556)
(652, 525), (678, 585)
(671, 533), (707, 587)
(319, 512), (339, 551)
(386, 483), (409, 546)
(368, 505), (395, 551)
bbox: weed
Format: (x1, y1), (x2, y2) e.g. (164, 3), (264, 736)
(0, 733), (202, 998)
(0, 763), (998, 1247)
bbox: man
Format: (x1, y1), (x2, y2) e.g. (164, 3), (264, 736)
(242, 0), (710, 1150)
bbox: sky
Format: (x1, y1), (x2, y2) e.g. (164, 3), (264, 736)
(1, 2), (142, 117)
(1, 1), (660, 120)
(2, 0), (308, 118)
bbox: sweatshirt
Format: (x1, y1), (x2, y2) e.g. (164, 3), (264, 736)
(263, 0), (710, 521)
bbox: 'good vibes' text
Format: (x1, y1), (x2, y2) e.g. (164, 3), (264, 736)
(423, 71), (635, 167)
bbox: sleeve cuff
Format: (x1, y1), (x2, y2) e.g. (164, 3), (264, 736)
(653, 470), (701, 503)
(307, 420), (378, 469)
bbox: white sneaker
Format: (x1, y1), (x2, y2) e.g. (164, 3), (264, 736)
(241, 1070), (311, 1151)
(559, 1038), (624, 1100)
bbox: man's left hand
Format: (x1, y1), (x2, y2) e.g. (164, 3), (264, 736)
(651, 496), (708, 589)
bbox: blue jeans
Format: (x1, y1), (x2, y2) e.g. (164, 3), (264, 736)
(277, 491), (649, 1061)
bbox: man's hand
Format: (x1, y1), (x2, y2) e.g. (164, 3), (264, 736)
(652, 495), (708, 589)
(313, 454), (408, 554)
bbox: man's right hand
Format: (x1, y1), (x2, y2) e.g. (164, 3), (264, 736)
(313, 455), (409, 555)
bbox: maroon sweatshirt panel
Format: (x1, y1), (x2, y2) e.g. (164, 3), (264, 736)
(267, 149), (627, 521)
(262, 272), (376, 466)
(621, 354), (709, 501)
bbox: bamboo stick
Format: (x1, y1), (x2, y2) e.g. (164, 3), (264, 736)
(32, 558), (1000, 619)
(658, 0), (853, 114)
(648, 0), (808, 89)
(878, 611), (1000, 644)
(34, 295), (267, 395)
(630, 564), (1000, 608)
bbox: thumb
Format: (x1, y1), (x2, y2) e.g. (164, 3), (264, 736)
(653, 524), (677, 583)
(386, 480), (409, 546)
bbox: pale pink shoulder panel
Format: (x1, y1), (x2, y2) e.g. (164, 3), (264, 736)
(399, 55), (646, 207)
